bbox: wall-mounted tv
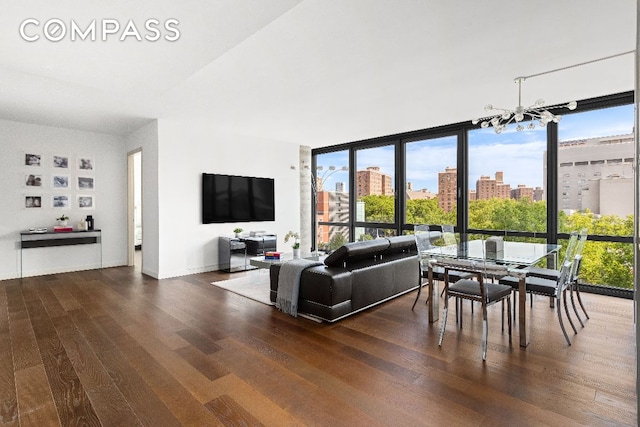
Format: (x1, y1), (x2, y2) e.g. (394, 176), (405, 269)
(202, 173), (275, 223)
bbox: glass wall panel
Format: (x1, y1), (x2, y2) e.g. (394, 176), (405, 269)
(556, 104), (634, 237)
(404, 135), (457, 225)
(468, 126), (547, 232)
(315, 151), (350, 249)
(556, 104), (634, 289)
(317, 225), (350, 253)
(354, 227), (397, 241)
(355, 145), (395, 223)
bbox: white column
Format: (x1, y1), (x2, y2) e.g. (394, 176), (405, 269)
(299, 145), (312, 254)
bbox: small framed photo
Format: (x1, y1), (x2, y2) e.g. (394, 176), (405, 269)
(53, 155), (69, 169)
(25, 153), (41, 167)
(52, 195), (70, 208)
(78, 176), (94, 190)
(25, 174), (43, 187)
(25, 195), (42, 208)
(53, 175), (69, 188)
(78, 195), (94, 209)
(78, 156), (94, 171)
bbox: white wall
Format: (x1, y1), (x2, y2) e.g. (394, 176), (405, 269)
(156, 117), (301, 279)
(0, 119), (128, 279)
(125, 121), (160, 278)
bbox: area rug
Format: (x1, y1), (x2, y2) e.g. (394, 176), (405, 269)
(210, 272), (274, 306)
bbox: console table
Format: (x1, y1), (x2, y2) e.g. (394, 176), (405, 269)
(19, 230), (102, 278)
(218, 236), (258, 273)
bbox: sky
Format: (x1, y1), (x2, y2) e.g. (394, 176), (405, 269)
(315, 103), (634, 193)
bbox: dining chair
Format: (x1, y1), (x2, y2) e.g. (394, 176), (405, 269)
(527, 230), (579, 282)
(411, 224), (473, 310)
(499, 260), (575, 345)
(568, 229), (590, 325)
(438, 259), (512, 361)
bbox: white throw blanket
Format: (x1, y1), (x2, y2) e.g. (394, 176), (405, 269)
(276, 258), (323, 317)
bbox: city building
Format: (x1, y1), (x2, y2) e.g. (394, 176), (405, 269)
(547, 133), (634, 215)
(356, 166), (393, 198)
(316, 189), (349, 243)
(406, 182), (436, 200)
(511, 184), (543, 201)
(476, 171), (511, 200)
(438, 167), (457, 212)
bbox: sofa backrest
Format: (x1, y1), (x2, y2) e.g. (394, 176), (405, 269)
(324, 238), (390, 268)
(383, 235), (417, 256)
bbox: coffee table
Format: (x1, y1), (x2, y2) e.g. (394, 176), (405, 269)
(249, 252), (325, 270)
(249, 253), (293, 269)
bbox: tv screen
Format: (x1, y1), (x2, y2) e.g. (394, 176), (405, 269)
(202, 173), (275, 223)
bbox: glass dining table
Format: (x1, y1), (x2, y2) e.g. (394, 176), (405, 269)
(422, 238), (561, 347)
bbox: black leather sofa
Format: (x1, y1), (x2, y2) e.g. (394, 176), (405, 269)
(269, 235), (419, 322)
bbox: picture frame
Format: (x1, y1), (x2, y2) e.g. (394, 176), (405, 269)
(78, 156), (94, 171)
(53, 155), (69, 169)
(25, 195), (42, 208)
(77, 176), (94, 190)
(25, 153), (41, 167)
(52, 174), (69, 189)
(25, 173), (43, 187)
(78, 195), (94, 209)
(52, 195), (70, 208)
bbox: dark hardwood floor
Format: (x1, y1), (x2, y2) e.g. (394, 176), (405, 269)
(0, 263), (636, 426)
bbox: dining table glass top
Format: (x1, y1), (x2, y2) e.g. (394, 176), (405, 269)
(423, 238), (561, 267)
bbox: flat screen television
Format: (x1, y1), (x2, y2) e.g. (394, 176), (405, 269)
(202, 173), (275, 223)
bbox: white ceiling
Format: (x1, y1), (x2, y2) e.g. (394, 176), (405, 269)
(0, 0), (636, 147)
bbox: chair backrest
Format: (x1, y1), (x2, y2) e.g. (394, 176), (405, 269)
(441, 224), (457, 246)
(574, 228), (588, 258)
(561, 230), (579, 266)
(570, 254), (583, 284)
(555, 260), (573, 298)
(414, 224), (432, 270)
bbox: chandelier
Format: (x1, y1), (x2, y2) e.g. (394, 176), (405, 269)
(472, 77), (577, 134)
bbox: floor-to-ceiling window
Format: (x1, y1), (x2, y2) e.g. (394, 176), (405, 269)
(404, 134), (457, 227)
(556, 103), (635, 290)
(314, 151), (350, 252)
(467, 125), (547, 235)
(354, 144), (397, 240)
(311, 91), (634, 293)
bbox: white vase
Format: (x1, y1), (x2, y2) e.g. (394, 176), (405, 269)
(293, 248), (301, 259)
(58, 220), (68, 227)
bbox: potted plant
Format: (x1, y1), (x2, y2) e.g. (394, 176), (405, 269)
(233, 227), (243, 238)
(284, 230), (301, 258)
(56, 214), (69, 227)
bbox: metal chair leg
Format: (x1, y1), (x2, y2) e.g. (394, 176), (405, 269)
(411, 277), (422, 310)
(574, 283), (590, 319)
(482, 304), (488, 361)
(507, 297), (512, 342)
(569, 283), (585, 327)
(563, 290), (578, 334)
(556, 296), (572, 346)
(438, 297), (449, 346)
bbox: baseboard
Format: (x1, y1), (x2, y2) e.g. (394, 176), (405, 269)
(580, 284), (633, 299)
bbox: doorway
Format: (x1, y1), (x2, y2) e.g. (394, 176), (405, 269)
(128, 149), (142, 268)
